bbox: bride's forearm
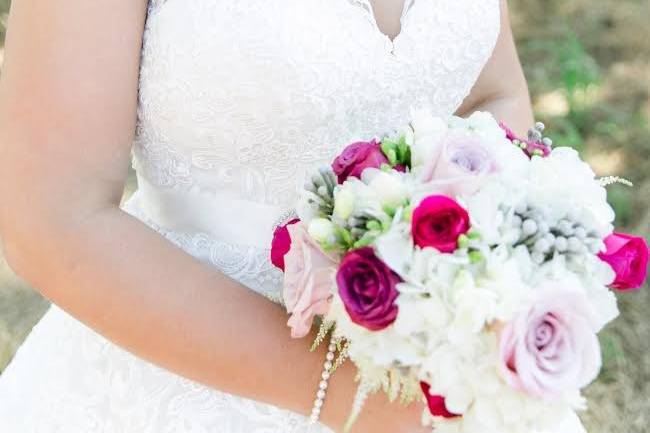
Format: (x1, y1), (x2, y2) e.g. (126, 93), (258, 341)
(1, 205), (421, 432)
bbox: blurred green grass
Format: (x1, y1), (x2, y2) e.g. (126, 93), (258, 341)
(0, 1), (649, 432)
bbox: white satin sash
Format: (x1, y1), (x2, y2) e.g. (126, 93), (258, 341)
(135, 174), (285, 249)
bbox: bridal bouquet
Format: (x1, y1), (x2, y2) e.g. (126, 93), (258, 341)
(270, 110), (648, 433)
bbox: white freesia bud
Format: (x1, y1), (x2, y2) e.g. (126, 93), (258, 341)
(333, 187), (355, 220)
(367, 171), (408, 208)
(308, 218), (336, 244)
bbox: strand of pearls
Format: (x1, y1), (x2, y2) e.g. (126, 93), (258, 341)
(309, 338), (338, 424)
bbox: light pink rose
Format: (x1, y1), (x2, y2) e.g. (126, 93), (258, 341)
(420, 130), (497, 197)
(499, 284), (602, 399)
(283, 222), (338, 338)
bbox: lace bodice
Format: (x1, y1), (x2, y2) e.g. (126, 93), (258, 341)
(0, 2), (503, 432)
(129, 0), (501, 301)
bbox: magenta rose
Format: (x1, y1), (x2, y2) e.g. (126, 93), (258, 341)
(598, 232), (649, 291)
(336, 247), (400, 331)
(499, 284), (601, 398)
(331, 139), (389, 184)
(270, 218), (300, 271)
(420, 382), (460, 419)
(411, 195), (470, 253)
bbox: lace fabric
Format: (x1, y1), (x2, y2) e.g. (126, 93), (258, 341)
(0, 0), (501, 431)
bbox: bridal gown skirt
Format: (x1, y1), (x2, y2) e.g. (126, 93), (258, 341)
(0, 195), (330, 433)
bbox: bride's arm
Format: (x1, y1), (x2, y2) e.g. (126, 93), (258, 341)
(455, 0), (534, 136)
(0, 1), (424, 432)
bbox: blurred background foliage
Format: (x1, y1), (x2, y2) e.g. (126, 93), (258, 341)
(0, 1), (648, 432)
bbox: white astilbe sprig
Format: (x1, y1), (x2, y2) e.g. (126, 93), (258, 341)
(598, 175), (633, 187)
(343, 376), (380, 433)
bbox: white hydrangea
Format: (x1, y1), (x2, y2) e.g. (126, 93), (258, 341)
(527, 147), (614, 237)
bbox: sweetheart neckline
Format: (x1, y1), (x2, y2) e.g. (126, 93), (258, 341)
(345, 0), (417, 54)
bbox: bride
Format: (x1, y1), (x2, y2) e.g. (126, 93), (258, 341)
(0, 0), (547, 431)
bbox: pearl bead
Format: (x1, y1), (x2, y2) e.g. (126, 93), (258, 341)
(321, 371), (330, 380)
(319, 380), (329, 390)
(314, 399), (323, 408)
(326, 352), (335, 361)
(323, 361), (333, 370)
(317, 390), (326, 399)
(328, 343), (337, 351)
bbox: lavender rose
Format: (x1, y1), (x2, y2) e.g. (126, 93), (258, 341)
(336, 247), (401, 331)
(331, 139), (389, 184)
(419, 130), (497, 197)
(499, 284), (602, 398)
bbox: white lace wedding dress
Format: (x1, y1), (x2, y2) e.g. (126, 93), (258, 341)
(0, 0), (502, 431)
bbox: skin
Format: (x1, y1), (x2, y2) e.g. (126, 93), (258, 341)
(0, 1), (532, 432)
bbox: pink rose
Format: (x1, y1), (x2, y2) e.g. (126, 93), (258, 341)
(499, 122), (550, 158)
(598, 232), (649, 291)
(336, 247), (400, 331)
(283, 222), (337, 338)
(420, 130), (497, 197)
(420, 382), (460, 419)
(499, 285), (601, 398)
(270, 218), (300, 271)
(331, 139), (389, 184)
(411, 195), (470, 253)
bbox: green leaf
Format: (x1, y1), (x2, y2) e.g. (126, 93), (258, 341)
(337, 227), (353, 247)
(385, 148), (398, 166)
(382, 205), (396, 218)
(468, 250), (484, 264)
(366, 220), (382, 231)
(353, 233), (377, 248)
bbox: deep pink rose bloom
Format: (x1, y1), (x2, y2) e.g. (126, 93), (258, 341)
(499, 285), (601, 399)
(283, 223), (337, 338)
(270, 218), (300, 271)
(411, 195), (470, 253)
(331, 139), (389, 184)
(336, 247), (400, 331)
(598, 232), (649, 290)
(420, 382), (460, 419)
